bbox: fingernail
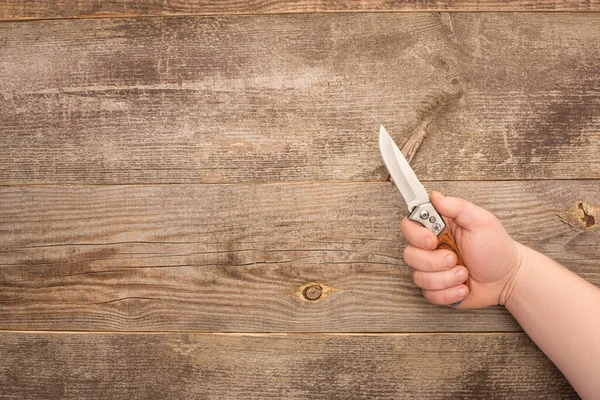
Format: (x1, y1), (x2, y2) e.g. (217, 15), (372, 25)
(451, 288), (467, 307)
(424, 236), (432, 249)
(446, 255), (456, 268)
(456, 269), (466, 281)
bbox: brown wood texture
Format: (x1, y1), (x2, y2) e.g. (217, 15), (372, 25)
(1, 0), (599, 21)
(0, 332), (578, 399)
(2, 180), (598, 332)
(436, 227), (471, 291)
(1, 9), (597, 398)
(1, 13), (599, 184)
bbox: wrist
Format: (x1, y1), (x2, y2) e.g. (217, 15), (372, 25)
(499, 241), (529, 307)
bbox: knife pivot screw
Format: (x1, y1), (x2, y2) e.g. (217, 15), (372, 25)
(429, 216), (436, 223)
(419, 210), (430, 220)
(432, 223), (442, 233)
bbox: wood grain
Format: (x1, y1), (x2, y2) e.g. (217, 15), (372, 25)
(1, 13), (599, 184)
(0, 332), (577, 399)
(1, 0), (598, 21)
(1, 180), (598, 332)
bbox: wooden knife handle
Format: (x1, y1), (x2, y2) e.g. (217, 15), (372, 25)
(437, 228), (471, 291)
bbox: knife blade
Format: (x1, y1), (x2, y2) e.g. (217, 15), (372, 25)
(379, 125), (471, 292)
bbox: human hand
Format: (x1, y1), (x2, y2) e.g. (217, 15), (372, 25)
(401, 191), (523, 308)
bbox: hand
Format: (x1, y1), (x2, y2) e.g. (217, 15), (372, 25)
(401, 191), (523, 308)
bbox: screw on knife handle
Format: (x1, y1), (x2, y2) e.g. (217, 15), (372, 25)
(408, 203), (471, 291)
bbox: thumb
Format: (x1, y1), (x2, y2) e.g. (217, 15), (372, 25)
(431, 191), (483, 230)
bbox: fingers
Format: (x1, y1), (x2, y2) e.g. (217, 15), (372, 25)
(403, 245), (456, 272)
(400, 218), (437, 250)
(430, 191), (488, 231)
(400, 196), (473, 307)
(422, 285), (469, 306)
(412, 266), (468, 291)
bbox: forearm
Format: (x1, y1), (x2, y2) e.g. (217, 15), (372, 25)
(505, 244), (600, 399)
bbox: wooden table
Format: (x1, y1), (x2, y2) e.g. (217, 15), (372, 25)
(1, 2), (599, 398)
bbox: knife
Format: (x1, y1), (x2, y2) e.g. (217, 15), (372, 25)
(378, 125), (471, 292)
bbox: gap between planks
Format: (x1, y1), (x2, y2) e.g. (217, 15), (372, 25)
(0, 330), (524, 336)
(2, 178), (600, 188)
(2, 9), (599, 24)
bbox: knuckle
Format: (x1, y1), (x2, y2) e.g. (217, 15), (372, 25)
(400, 218), (408, 233)
(427, 254), (439, 271)
(424, 290), (442, 305)
(422, 289), (434, 304)
(425, 251), (447, 272)
(412, 270), (421, 286)
(401, 218), (418, 239)
(441, 289), (454, 305)
(402, 246), (411, 263)
(403, 246), (418, 269)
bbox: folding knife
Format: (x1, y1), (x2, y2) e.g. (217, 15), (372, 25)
(378, 125), (471, 291)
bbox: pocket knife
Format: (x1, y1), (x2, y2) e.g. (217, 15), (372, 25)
(378, 125), (471, 291)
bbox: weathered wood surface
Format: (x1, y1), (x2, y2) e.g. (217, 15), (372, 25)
(0, 332), (578, 399)
(0, 8), (596, 398)
(1, 0), (599, 20)
(1, 13), (599, 184)
(2, 180), (598, 332)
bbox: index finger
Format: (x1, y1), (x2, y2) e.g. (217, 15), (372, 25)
(400, 217), (437, 250)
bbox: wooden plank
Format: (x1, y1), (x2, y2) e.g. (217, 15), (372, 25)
(1, 181), (598, 332)
(0, 332), (577, 399)
(1, 0), (599, 21)
(1, 13), (599, 184)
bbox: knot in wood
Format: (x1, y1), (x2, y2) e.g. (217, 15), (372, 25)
(302, 285), (323, 301)
(578, 202), (596, 228)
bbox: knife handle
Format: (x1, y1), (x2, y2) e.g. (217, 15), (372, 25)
(408, 203), (471, 292)
(436, 227), (471, 291)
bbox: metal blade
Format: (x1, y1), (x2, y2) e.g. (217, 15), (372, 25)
(379, 125), (430, 211)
